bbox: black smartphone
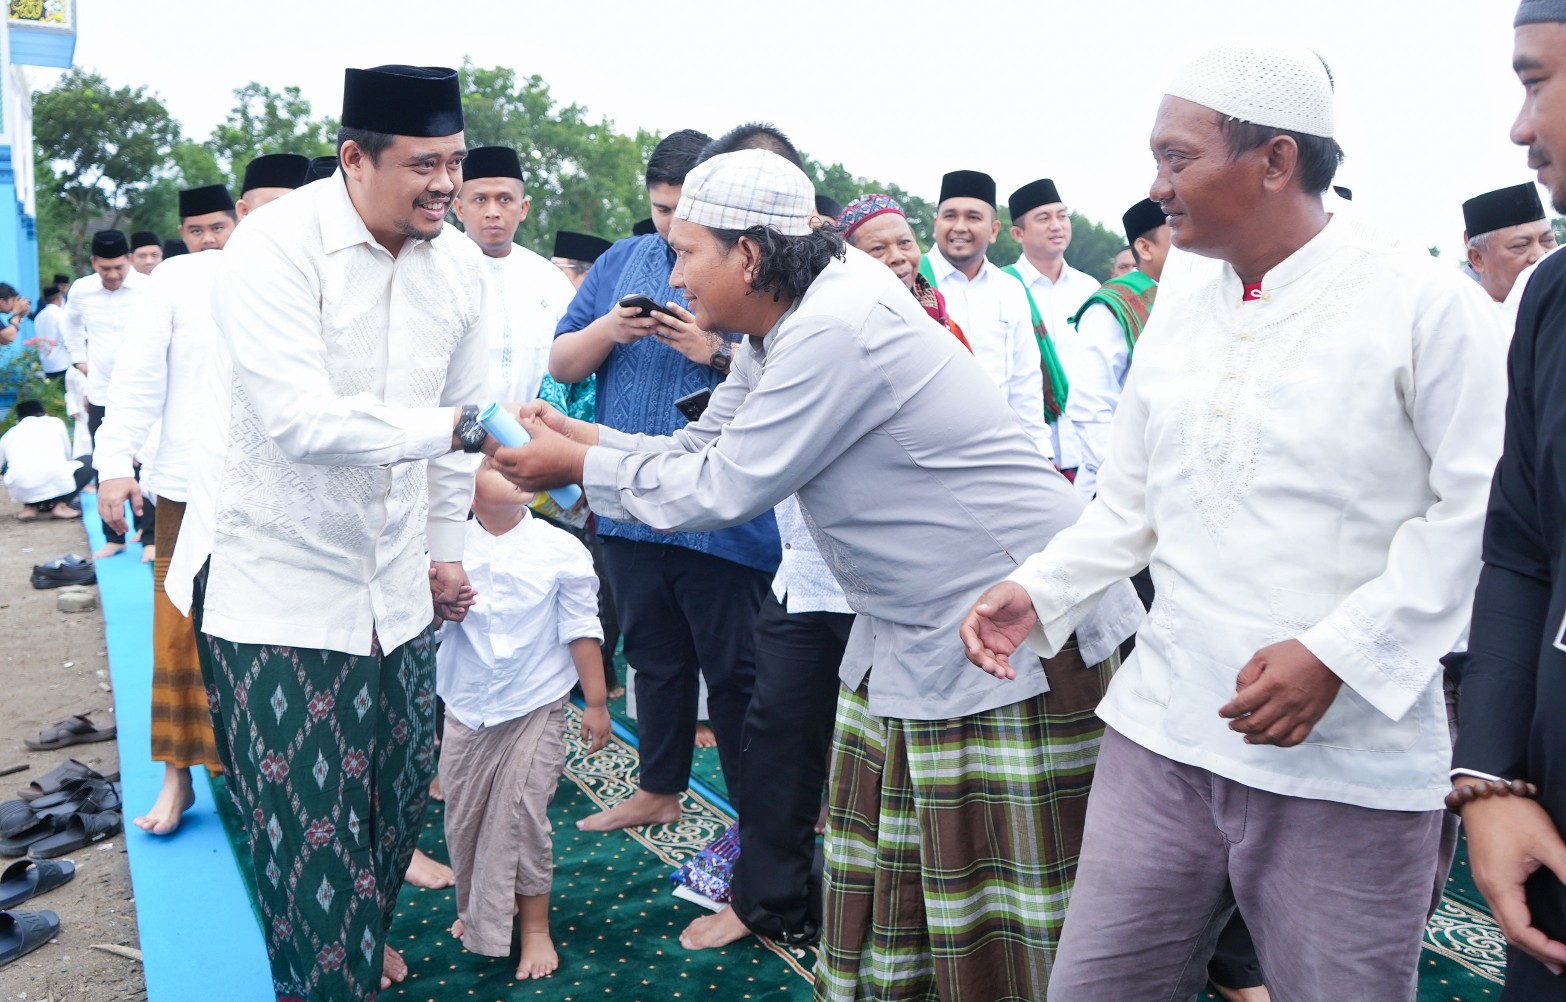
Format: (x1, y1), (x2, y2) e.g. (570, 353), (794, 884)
(619, 294), (679, 319)
(674, 387), (712, 422)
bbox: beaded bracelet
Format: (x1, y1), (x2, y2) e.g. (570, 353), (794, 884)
(1444, 778), (1540, 815)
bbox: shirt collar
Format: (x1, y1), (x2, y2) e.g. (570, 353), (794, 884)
(318, 174), (421, 257)
(1220, 214), (1344, 301)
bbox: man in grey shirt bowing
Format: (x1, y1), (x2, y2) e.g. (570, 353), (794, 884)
(492, 148), (1142, 1002)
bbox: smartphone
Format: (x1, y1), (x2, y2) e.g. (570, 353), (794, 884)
(674, 387), (712, 422)
(619, 294), (679, 319)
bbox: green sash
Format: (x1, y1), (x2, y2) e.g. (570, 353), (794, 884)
(1069, 271), (1158, 356)
(920, 256), (1069, 421)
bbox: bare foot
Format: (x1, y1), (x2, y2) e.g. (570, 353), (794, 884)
(449, 918), (465, 939)
(516, 930), (559, 980)
(679, 905), (752, 951)
(93, 542), (125, 560)
(607, 686), (625, 700)
(1211, 985), (1272, 1002)
(694, 723), (717, 749)
(130, 530), (142, 543)
(404, 848), (455, 889)
(133, 764), (196, 836)
(15, 509), (38, 522)
(428, 774), (444, 802)
(141, 543), (156, 564)
(51, 505), (79, 520)
(577, 789), (681, 832)
(380, 945), (408, 989)
(815, 801), (828, 835)
(80, 483), (96, 495)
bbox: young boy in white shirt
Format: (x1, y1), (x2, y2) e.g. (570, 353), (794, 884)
(437, 459), (611, 980)
(1, 400), (90, 519)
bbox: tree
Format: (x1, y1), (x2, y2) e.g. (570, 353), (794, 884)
(207, 82), (337, 183)
(33, 68), (181, 272)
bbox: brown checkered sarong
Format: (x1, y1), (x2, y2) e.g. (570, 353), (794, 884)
(150, 498), (222, 771)
(813, 642), (1117, 1002)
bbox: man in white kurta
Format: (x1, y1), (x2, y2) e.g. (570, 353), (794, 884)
(452, 145), (576, 404)
(963, 43), (1507, 1001)
(168, 65), (492, 1000)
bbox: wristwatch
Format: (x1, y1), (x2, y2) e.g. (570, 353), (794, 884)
(455, 404), (489, 453)
(709, 340), (733, 376)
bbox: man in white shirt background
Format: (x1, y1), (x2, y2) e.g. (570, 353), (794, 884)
(28, 286), (68, 380)
(96, 163), (307, 842)
(1462, 181), (1556, 305)
(964, 42), (1506, 1000)
(921, 169), (1055, 461)
(129, 231), (163, 275)
(61, 228), (146, 557)
(452, 145), (577, 404)
(1006, 178), (1103, 477)
(168, 64), (491, 998)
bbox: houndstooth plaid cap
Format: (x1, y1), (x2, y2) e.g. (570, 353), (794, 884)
(674, 149), (815, 237)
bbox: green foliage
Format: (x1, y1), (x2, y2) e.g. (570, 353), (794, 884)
(33, 68), (182, 274)
(0, 348), (66, 433)
(207, 82), (337, 184)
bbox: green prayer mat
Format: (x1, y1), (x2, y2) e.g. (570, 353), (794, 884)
(211, 680), (1508, 1000)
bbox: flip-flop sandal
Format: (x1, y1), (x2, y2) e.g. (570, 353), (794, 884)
(0, 801), (38, 839)
(0, 909), (59, 967)
(17, 760), (104, 802)
(0, 859), (74, 910)
(29, 777), (121, 811)
(0, 815), (66, 857)
(32, 782), (121, 820)
(24, 715), (116, 751)
(28, 811), (121, 859)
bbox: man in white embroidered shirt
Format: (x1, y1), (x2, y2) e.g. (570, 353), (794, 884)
(962, 43), (1507, 1000)
(175, 65), (492, 1001)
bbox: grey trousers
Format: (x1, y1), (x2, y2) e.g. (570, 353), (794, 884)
(1048, 728), (1447, 1002)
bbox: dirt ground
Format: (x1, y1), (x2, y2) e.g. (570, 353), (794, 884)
(0, 500), (145, 1001)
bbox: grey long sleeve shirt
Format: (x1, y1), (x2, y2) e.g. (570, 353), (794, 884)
(583, 247), (1143, 720)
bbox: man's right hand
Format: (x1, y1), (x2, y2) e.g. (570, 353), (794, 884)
(512, 400), (600, 447)
(96, 476), (143, 535)
(1465, 790), (1566, 975)
(594, 304), (665, 346)
(961, 580), (1040, 680)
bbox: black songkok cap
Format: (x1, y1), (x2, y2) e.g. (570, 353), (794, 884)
(130, 230), (161, 250)
(1464, 182), (1546, 238)
(305, 156), (339, 182)
(1008, 178), (1064, 222)
(163, 238), (188, 259)
(939, 170), (996, 208)
(552, 230), (612, 263)
(52, 273), (69, 286)
(1517, 0), (1566, 26)
(815, 194), (843, 219)
(242, 153), (310, 194)
(341, 65), (463, 138)
(461, 146), (524, 183)
(1122, 198), (1168, 246)
(91, 230), (128, 258)
(631, 218), (656, 237)
(179, 184), (235, 218)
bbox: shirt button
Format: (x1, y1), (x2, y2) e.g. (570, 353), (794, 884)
(784, 543), (792, 549)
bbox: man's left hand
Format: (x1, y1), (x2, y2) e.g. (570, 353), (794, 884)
(1218, 639), (1343, 747)
(489, 415), (588, 492)
(651, 302), (722, 366)
(430, 561), (475, 623)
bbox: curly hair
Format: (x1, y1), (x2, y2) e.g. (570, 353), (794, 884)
(710, 223), (847, 303)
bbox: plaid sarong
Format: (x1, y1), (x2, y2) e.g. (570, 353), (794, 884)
(149, 498), (222, 771)
(814, 642), (1117, 1002)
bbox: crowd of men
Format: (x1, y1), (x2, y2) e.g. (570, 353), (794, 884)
(20, 3), (1566, 999)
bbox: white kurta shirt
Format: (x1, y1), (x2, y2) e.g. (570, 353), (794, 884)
(436, 512), (602, 730)
(924, 246), (1053, 460)
(32, 303), (69, 374)
(96, 249), (223, 500)
(480, 245), (577, 404)
(61, 270), (147, 405)
(1011, 256), (1102, 470)
(1008, 218), (1507, 811)
(169, 176), (491, 655)
(1066, 300), (1135, 499)
(0, 415), (78, 503)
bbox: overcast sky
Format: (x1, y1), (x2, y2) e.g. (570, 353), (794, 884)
(37, 0), (1536, 259)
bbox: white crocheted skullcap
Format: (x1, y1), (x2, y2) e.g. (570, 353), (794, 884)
(675, 149), (815, 237)
(1165, 41), (1335, 139)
